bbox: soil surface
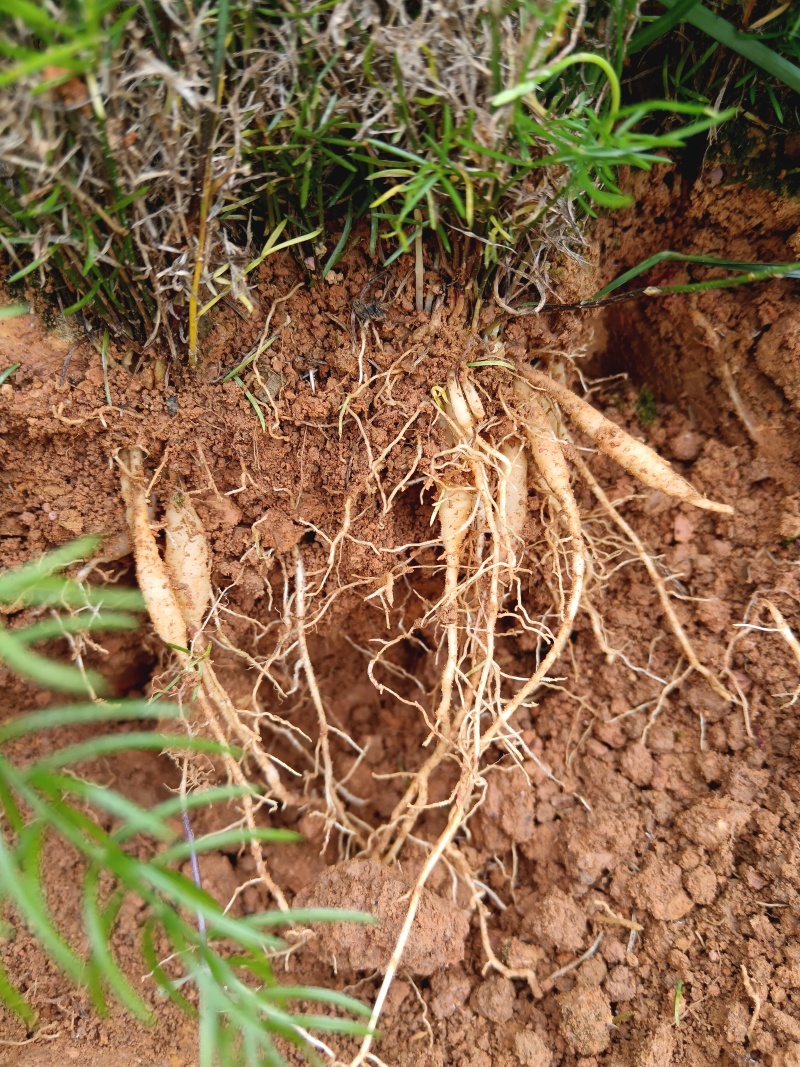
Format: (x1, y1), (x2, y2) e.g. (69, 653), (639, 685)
(1, 166), (800, 1067)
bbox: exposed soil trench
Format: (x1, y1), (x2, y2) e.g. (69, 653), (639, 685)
(1, 170), (800, 1067)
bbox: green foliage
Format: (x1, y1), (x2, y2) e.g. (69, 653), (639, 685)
(0, 541), (373, 1063)
(594, 250), (800, 301)
(0, 535), (143, 694)
(0, 1), (735, 357)
(629, 0), (800, 121)
(635, 385), (657, 428)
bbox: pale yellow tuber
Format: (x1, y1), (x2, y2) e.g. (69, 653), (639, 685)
(497, 437), (528, 567)
(118, 447), (188, 651)
(164, 489), (212, 633)
(521, 365), (733, 515)
(434, 484), (473, 727)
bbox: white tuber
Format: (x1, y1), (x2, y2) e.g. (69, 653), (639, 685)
(446, 371), (475, 434)
(497, 437), (528, 567)
(458, 367), (486, 423)
(438, 485), (473, 570)
(434, 484), (473, 727)
(118, 447), (188, 651)
(522, 366), (733, 515)
(164, 489), (212, 633)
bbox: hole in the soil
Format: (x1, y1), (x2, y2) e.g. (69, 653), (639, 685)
(707, 780), (722, 791)
(677, 130), (711, 185)
(302, 529), (317, 544)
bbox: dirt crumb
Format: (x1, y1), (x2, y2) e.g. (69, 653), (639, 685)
(481, 767), (539, 845)
(635, 1021), (675, 1067)
(430, 970), (472, 1020)
(524, 887), (588, 952)
(603, 964), (636, 1002)
(756, 313), (800, 409)
(514, 1029), (553, 1067)
(470, 974), (516, 1024)
(557, 986), (613, 1056)
(682, 863), (718, 905)
(668, 431), (703, 462)
(293, 858), (469, 975)
(619, 742), (654, 787)
(629, 854), (694, 921)
(563, 808), (640, 886)
(576, 956), (607, 988)
(258, 506), (304, 554)
(675, 797), (753, 848)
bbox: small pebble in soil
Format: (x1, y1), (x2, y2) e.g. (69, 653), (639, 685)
(619, 742), (654, 787)
(669, 431), (703, 462)
(604, 964), (637, 1002)
(430, 971), (472, 1021)
(636, 1021), (676, 1067)
(557, 986), (613, 1056)
(629, 856), (694, 921)
(577, 955), (607, 988)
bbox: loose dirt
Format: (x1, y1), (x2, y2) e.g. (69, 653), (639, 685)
(1, 166), (799, 1067)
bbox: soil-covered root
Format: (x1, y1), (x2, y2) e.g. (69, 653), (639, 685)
(117, 446), (296, 907)
(163, 488), (212, 634)
(345, 354), (737, 1066)
(118, 447), (188, 651)
(116, 344), (737, 1065)
(520, 365), (734, 515)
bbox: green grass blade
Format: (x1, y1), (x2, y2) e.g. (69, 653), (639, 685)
(141, 917), (197, 1017)
(0, 36), (100, 88)
(84, 867), (152, 1021)
(628, 0), (702, 53)
(28, 773), (177, 844)
(0, 363), (21, 385)
(320, 200), (353, 277)
(0, 823), (86, 984)
(142, 868), (284, 952)
(0, 629), (106, 694)
(244, 908), (375, 929)
(0, 536), (101, 601)
(594, 251), (800, 299)
(259, 985), (372, 1016)
(657, 0), (800, 93)
(0, 953), (36, 1028)
(17, 612), (140, 644)
(0, 700), (176, 744)
(155, 827), (301, 866)
(31, 734), (236, 773)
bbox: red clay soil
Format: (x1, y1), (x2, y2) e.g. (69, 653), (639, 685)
(1, 166), (800, 1067)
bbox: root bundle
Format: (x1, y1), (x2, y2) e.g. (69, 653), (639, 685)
(115, 340), (734, 1063)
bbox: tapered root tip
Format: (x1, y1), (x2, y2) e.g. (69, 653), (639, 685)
(695, 498), (734, 515)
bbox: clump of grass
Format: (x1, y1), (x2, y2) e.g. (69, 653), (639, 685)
(1, 1), (734, 363)
(627, 0), (800, 122)
(0, 537), (372, 1065)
